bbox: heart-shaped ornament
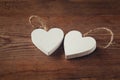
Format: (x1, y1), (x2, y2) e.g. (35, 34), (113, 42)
(31, 28), (64, 56)
(64, 30), (96, 59)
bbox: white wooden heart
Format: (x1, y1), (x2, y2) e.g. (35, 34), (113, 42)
(64, 30), (96, 59)
(31, 28), (64, 56)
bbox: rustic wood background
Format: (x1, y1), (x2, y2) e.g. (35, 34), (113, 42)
(0, 0), (120, 80)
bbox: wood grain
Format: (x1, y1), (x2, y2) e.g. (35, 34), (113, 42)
(0, 0), (120, 80)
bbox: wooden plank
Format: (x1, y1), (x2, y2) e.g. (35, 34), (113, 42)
(0, 0), (120, 80)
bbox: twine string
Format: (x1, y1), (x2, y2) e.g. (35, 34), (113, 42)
(84, 27), (114, 48)
(29, 15), (47, 31)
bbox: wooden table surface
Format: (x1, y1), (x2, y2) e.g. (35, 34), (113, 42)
(0, 0), (120, 80)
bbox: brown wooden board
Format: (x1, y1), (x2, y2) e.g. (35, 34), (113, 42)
(0, 0), (120, 80)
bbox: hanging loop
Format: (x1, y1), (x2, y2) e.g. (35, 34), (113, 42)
(84, 27), (114, 48)
(29, 15), (47, 30)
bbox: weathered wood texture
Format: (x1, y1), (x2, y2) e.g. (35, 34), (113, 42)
(0, 0), (120, 80)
